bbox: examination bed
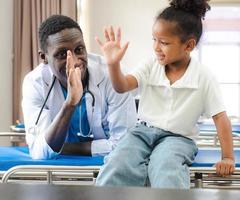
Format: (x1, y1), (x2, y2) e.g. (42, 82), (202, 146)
(197, 123), (240, 147)
(0, 146), (239, 189)
(0, 146), (103, 185)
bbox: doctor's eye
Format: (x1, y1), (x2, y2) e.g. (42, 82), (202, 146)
(55, 49), (67, 60)
(75, 46), (85, 55)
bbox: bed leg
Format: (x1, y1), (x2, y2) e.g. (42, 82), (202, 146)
(47, 171), (53, 184)
(194, 172), (203, 188)
(93, 171), (99, 184)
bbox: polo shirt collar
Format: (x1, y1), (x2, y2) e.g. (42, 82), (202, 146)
(173, 58), (199, 88)
(151, 57), (199, 89)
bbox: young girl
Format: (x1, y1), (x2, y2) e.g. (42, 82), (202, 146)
(95, 0), (235, 188)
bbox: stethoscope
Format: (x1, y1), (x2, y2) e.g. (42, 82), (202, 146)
(34, 75), (95, 137)
(77, 87), (95, 138)
(35, 76), (57, 125)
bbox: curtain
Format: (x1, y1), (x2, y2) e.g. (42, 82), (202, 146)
(12, 0), (77, 123)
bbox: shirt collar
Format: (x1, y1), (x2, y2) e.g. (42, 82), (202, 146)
(172, 58), (199, 89)
(150, 57), (199, 89)
(42, 63), (54, 87)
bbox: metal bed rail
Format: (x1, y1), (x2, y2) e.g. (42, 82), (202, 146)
(2, 165), (240, 189)
(190, 167), (240, 189)
(0, 132), (26, 146)
(1, 165), (100, 185)
(196, 132), (240, 147)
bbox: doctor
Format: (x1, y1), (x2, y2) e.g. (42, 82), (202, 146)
(22, 15), (137, 159)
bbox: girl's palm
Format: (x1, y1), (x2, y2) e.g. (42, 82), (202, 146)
(101, 41), (125, 65)
(96, 27), (128, 66)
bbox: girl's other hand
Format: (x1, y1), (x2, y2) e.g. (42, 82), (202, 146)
(215, 158), (235, 176)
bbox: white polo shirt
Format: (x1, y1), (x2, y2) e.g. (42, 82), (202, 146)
(130, 57), (225, 139)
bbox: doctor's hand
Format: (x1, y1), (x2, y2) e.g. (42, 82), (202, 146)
(215, 158), (235, 176)
(95, 26), (129, 66)
(66, 50), (83, 106)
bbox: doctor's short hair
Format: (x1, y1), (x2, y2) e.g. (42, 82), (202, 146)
(39, 14), (82, 52)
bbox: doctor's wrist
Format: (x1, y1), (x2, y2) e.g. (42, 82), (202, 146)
(63, 101), (77, 109)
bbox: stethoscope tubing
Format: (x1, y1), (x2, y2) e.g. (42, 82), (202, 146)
(35, 75), (96, 132)
(35, 76), (56, 125)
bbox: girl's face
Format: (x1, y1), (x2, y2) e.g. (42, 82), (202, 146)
(152, 19), (190, 67)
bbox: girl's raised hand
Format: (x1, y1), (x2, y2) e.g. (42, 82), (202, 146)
(95, 26), (129, 66)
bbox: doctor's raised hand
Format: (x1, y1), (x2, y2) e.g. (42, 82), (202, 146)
(65, 50), (83, 107)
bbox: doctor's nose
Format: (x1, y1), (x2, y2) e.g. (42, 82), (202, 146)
(72, 52), (83, 67)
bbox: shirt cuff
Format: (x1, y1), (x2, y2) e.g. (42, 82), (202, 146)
(91, 139), (113, 156)
(29, 134), (60, 159)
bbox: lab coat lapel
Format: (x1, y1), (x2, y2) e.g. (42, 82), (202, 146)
(42, 65), (65, 121)
(86, 55), (106, 138)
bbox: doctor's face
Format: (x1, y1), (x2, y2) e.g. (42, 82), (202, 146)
(45, 28), (88, 88)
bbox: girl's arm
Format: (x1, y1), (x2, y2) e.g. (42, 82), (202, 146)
(213, 112), (235, 176)
(96, 26), (138, 93)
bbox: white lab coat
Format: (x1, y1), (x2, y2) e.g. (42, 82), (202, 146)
(22, 53), (137, 159)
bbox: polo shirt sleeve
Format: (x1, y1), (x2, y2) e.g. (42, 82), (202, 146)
(202, 72), (226, 117)
(129, 59), (151, 92)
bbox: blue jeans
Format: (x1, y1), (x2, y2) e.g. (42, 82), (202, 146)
(96, 124), (198, 188)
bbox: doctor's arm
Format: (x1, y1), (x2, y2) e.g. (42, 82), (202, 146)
(44, 51), (83, 152)
(22, 79), (78, 159)
(60, 141), (92, 156)
(23, 51), (83, 159)
(213, 111), (235, 176)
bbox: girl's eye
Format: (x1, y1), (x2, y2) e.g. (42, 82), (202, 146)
(160, 41), (169, 46)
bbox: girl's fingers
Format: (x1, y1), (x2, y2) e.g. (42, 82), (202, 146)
(119, 42), (129, 56)
(230, 165), (235, 174)
(216, 162), (235, 176)
(224, 165), (230, 176)
(116, 27), (121, 44)
(109, 26), (115, 41)
(215, 163), (220, 175)
(95, 36), (103, 47)
(104, 27), (111, 42)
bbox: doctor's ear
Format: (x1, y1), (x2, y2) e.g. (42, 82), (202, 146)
(38, 51), (48, 64)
